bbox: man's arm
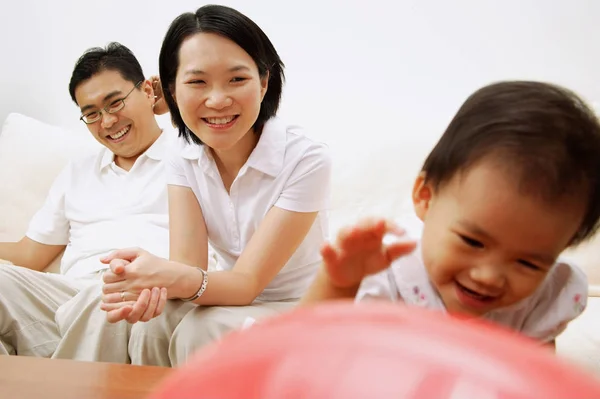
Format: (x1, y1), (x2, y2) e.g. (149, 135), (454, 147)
(7, 160), (73, 271)
(0, 237), (65, 271)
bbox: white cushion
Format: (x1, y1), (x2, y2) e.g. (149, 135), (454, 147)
(557, 296), (600, 375)
(0, 113), (100, 271)
(562, 235), (600, 295)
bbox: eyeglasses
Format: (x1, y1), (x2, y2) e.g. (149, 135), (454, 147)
(79, 81), (143, 124)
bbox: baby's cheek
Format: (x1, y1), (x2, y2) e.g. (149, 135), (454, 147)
(427, 247), (462, 280)
(510, 274), (545, 300)
(425, 260), (454, 286)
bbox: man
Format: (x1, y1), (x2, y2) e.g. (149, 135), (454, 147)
(0, 42), (184, 363)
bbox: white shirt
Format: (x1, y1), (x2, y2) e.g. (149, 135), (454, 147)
(167, 118), (332, 301)
(357, 242), (588, 343)
(26, 132), (171, 277)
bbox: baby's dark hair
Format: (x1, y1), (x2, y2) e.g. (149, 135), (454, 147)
(421, 81), (600, 245)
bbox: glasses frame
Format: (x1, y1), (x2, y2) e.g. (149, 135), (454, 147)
(79, 81), (143, 124)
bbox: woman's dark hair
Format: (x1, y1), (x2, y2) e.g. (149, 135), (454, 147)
(159, 4), (285, 145)
(421, 80), (600, 245)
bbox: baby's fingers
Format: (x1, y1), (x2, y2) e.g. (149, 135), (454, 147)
(385, 240), (418, 262)
(321, 243), (339, 267)
(337, 219), (387, 251)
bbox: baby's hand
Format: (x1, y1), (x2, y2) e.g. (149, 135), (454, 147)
(322, 218), (417, 288)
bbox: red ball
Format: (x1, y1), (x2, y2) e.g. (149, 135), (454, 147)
(149, 301), (600, 399)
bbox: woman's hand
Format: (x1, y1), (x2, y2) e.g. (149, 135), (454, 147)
(99, 248), (196, 323)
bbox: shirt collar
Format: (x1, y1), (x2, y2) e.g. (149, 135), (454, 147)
(179, 118), (286, 177)
(244, 118), (286, 177)
(391, 242), (447, 310)
(100, 129), (167, 170)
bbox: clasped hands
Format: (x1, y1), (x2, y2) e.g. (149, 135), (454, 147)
(99, 248), (186, 324)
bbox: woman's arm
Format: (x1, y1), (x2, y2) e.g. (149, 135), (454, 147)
(173, 143), (332, 305)
(168, 180), (319, 304)
(168, 185), (209, 270)
(168, 178), (320, 304)
(100, 206), (318, 322)
(102, 143), (331, 315)
(175, 207), (318, 305)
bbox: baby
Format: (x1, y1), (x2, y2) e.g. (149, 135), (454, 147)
(302, 81), (600, 347)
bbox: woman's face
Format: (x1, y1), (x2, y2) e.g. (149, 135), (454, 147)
(173, 32), (268, 152)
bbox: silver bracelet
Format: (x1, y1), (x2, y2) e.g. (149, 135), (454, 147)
(181, 267), (209, 302)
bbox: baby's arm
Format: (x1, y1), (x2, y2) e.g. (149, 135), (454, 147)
(301, 267), (362, 304)
(300, 219), (416, 306)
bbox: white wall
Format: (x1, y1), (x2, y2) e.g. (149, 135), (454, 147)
(2, 0), (600, 225)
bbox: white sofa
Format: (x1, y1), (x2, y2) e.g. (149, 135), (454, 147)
(0, 112), (598, 376)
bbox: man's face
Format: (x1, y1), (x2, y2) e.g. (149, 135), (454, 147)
(74, 69), (157, 162)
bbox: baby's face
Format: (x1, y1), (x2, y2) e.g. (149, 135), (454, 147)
(413, 161), (585, 317)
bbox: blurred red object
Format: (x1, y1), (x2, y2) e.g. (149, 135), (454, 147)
(149, 301), (600, 399)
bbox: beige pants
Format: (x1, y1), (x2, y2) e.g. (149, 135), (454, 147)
(0, 262), (297, 366)
(54, 295), (296, 367)
(51, 284), (196, 366)
(169, 300), (298, 366)
(0, 264), (99, 357)
(0, 264), (192, 366)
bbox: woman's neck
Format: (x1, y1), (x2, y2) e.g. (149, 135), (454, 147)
(211, 130), (259, 192)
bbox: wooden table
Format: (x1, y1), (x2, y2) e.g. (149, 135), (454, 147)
(0, 356), (173, 399)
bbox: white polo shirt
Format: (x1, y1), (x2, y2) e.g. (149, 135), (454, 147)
(167, 118), (332, 301)
(357, 240), (589, 343)
(26, 131), (171, 278)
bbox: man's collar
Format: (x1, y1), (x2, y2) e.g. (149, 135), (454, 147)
(144, 129), (167, 161)
(100, 129), (167, 170)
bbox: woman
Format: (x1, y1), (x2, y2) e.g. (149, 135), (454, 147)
(100, 4), (332, 365)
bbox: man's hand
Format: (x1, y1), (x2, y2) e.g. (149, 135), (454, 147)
(322, 218), (417, 289)
(99, 248), (171, 324)
(100, 286), (168, 324)
(150, 76), (169, 116)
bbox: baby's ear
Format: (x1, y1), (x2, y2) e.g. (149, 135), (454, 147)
(412, 172), (432, 221)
